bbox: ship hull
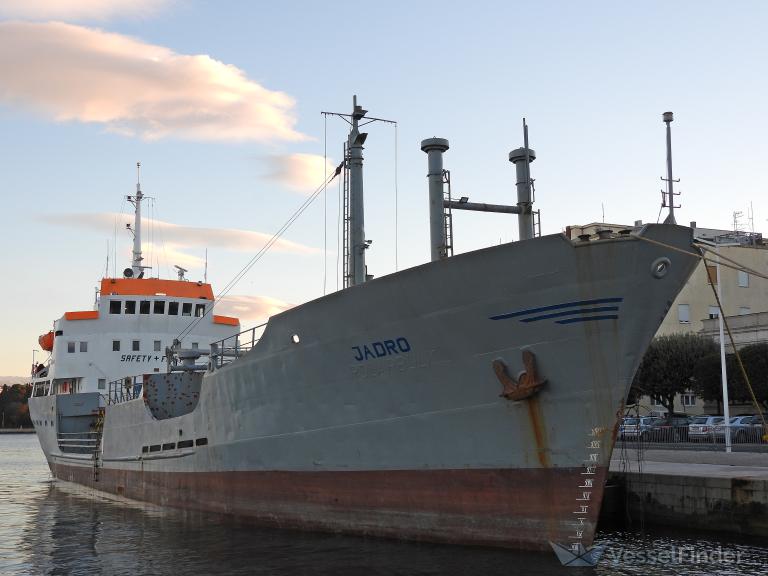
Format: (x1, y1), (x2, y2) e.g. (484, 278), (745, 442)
(52, 463), (608, 550)
(31, 224), (698, 551)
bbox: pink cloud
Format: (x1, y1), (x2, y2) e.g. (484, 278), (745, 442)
(0, 1), (172, 20)
(0, 21), (306, 142)
(40, 212), (318, 255)
(216, 294), (294, 326)
(267, 153), (337, 194)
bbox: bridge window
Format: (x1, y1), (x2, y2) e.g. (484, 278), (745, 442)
(133, 340), (140, 351)
(98, 378), (106, 390)
(149, 445), (161, 453)
(182, 303), (192, 316)
(125, 301), (136, 314)
(67, 342), (75, 353)
(178, 439), (194, 449)
(109, 300), (121, 314)
(140, 300), (150, 314)
(153, 300), (165, 314)
(195, 437), (208, 446)
(162, 442), (176, 451)
(168, 302), (179, 315)
(113, 340), (120, 351)
(195, 304), (206, 317)
(79, 341), (88, 352)
(154, 340), (161, 352)
(192, 342), (198, 349)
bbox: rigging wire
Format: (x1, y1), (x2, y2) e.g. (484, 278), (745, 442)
(336, 174), (342, 292)
(323, 113), (328, 295)
(176, 170), (340, 341)
(394, 123), (399, 271)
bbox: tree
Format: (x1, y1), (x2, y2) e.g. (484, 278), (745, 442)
(631, 333), (718, 415)
(731, 343), (768, 410)
(0, 383), (33, 428)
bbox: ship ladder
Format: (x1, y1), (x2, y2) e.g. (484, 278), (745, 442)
(92, 408), (105, 483)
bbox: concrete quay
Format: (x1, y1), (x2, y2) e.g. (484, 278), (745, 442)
(607, 449), (768, 536)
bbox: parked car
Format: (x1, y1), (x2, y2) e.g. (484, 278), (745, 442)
(713, 416), (757, 443)
(735, 415), (768, 443)
(688, 415), (724, 442)
(620, 417), (662, 440)
(648, 413), (692, 442)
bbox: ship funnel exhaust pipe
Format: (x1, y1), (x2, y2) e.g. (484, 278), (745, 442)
(421, 138), (450, 261)
(509, 143), (536, 241)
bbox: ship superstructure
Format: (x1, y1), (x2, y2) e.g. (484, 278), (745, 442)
(29, 101), (699, 553)
(30, 167), (239, 446)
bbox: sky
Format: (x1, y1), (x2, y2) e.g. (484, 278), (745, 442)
(1, 0), (767, 376)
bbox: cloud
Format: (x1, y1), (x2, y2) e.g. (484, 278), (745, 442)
(266, 153), (337, 194)
(41, 212), (318, 255)
(0, 21), (306, 142)
(215, 294), (294, 326)
(0, 0), (172, 20)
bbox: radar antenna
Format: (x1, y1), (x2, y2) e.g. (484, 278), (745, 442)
(174, 265), (188, 281)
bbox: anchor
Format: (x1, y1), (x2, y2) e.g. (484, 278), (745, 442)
(493, 350), (546, 401)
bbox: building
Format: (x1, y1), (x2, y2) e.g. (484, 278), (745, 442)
(566, 221), (768, 416)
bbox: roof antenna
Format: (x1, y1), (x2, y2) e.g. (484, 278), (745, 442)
(661, 112), (680, 224)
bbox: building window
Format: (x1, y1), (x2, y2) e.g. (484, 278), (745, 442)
(140, 300), (150, 314)
(681, 393), (696, 407)
(79, 341), (87, 353)
(678, 304), (690, 324)
(109, 300), (121, 314)
(738, 271), (749, 287)
(195, 303), (206, 317)
(67, 341), (75, 353)
(168, 302), (179, 315)
(113, 340), (120, 351)
(706, 265), (718, 285)
(182, 303), (192, 316)
(133, 340), (140, 351)
(739, 307), (751, 315)
(125, 301), (136, 314)
(154, 340), (161, 352)
(708, 306), (719, 319)
(154, 301), (165, 314)
(98, 378), (106, 390)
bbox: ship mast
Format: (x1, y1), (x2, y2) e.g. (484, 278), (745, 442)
(126, 162), (149, 278)
(348, 96), (369, 286)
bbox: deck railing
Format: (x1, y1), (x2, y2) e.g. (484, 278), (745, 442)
(107, 376), (143, 405)
(210, 323), (267, 370)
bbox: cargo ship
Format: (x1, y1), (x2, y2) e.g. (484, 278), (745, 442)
(29, 99), (698, 552)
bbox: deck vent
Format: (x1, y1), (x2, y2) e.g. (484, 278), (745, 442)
(596, 229), (612, 240)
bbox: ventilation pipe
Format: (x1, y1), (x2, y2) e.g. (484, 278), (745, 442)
(421, 138), (450, 261)
(508, 146), (536, 241)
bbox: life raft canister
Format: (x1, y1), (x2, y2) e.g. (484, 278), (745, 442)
(39, 331), (54, 352)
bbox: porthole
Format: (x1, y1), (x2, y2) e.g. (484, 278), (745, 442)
(651, 257), (671, 279)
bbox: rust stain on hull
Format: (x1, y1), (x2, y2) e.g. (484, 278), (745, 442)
(526, 397), (551, 468)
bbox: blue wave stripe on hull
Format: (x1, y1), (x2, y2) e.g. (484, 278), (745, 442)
(489, 297), (623, 321)
(556, 315), (619, 325)
(521, 306), (620, 323)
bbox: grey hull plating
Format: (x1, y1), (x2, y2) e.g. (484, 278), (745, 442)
(30, 224), (698, 550)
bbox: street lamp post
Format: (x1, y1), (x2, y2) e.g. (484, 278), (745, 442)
(714, 243), (732, 453)
(697, 238), (739, 453)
